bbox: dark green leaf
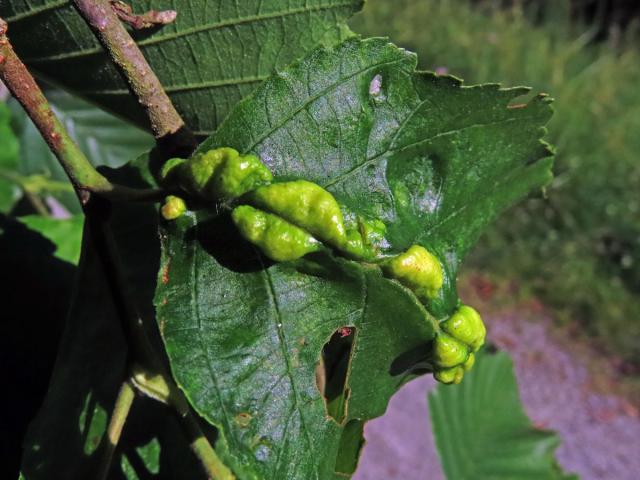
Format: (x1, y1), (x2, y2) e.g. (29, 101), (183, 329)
(1, 0), (363, 136)
(19, 160), (206, 480)
(156, 38), (553, 478)
(17, 215), (84, 265)
(429, 351), (578, 480)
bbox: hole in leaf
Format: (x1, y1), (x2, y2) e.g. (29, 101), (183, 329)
(316, 327), (356, 424)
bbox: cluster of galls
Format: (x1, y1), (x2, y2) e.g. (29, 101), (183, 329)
(160, 148), (486, 384)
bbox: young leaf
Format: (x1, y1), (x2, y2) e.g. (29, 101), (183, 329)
(429, 351), (578, 480)
(156, 38), (553, 478)
(1, 0), (364, 136)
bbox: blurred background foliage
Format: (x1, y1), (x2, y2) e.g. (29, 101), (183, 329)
(352, 0), (640, 364)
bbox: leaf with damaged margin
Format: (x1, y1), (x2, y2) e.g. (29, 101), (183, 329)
(156, 37), (553, 479)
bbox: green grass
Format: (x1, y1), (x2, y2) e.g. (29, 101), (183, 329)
(351, 0), (640, 362)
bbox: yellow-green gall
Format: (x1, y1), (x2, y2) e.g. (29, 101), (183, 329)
(207, 151), (272, 200)
(170, 148), (273, 201)
(359, 217), (387, 247)
(161, 195), (187, 220)
(231, 205), (321, 262)
(180, 148), (230, 195)
(432, 333), (469, 369)
(343, 228), (367, 259)
(343, 217), (387, 260)
(442, 305), (486, 352)
(246, 180), (346, 248)
(160, 157), (186, 183)
(434, 366), (464, 385)
(462, 352), (475, 371)
(381, 245), (444, 300)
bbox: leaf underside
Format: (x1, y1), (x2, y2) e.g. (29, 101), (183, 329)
(156, 38), (553, 479)
(429, 351), (578, 480)
(1, 0), (363, 136)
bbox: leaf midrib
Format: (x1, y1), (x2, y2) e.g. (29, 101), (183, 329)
(260, 264), (319, 480)
(76, 75), (268, 96)
(188, 216), (238, 453)
(4, 0), (69, 23)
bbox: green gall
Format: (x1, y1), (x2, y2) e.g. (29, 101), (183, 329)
(432, 333), (469, 369)
(161, 195), (187, 220)
(343, 216), (387, 260)
(247, 180), (346, 248)
(359, 217), (387, 248)
(442, 305), (486, 352)
(381, 245), (444, 300)
(160, 157), (186, 183)
(180, 147), (230, 195)
(207, 151), (272, 200)
(231, 205), (321, 262)
(171, 147), (272, 201)
(434, 366), (464, 385)
(462, 352), (475, 371)
(343, 228), (367, 259)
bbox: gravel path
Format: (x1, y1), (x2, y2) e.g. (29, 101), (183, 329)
(354, 314), (640, 480)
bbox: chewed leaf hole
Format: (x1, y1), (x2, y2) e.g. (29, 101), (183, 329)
(316, 327), (356, 424)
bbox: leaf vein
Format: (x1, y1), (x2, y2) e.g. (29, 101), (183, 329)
(22, 2), (356, 63)
(260, 265), (318, 479)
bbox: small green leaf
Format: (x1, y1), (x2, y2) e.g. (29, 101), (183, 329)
(429, 351), (578, 480)
(17, 215), (84, 265)
(1, 0), (363, 136)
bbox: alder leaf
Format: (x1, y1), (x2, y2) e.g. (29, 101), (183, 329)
(429, 351), (578, 480)
(1, 0), (363, 136)
(155, 38), (553, 479)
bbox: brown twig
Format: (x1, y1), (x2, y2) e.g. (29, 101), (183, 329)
(110, 1), (177, 30)
(0, 19), (162, 203)
(72, 0), (196, 156)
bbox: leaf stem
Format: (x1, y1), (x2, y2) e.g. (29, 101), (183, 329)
(0, 19), (162, 203)
(97, 380), (136, 480)
(179, 409), (236, 480)
(71, 0), (196, 156)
